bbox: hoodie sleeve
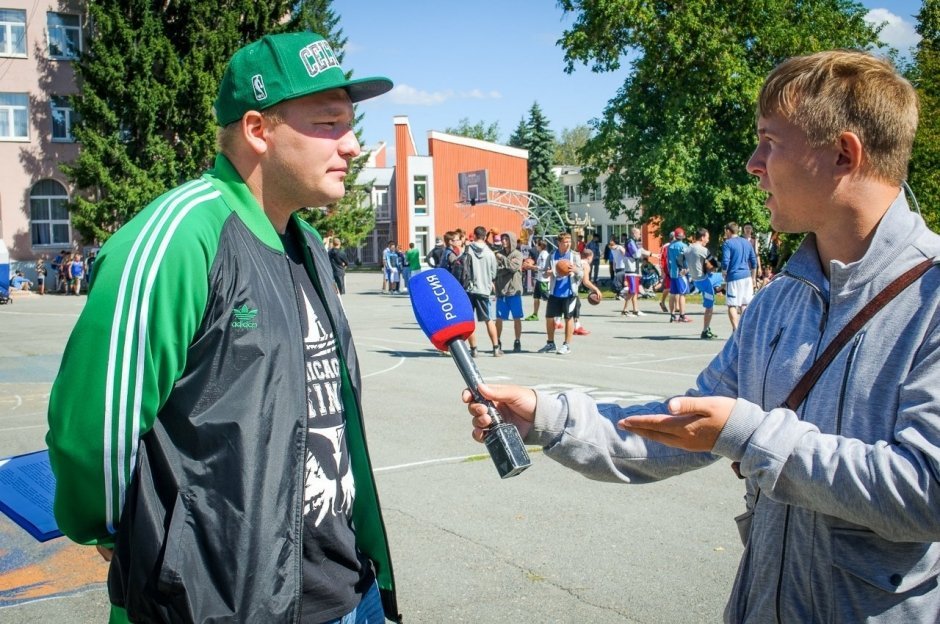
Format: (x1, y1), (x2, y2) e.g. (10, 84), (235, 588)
(527, 391), (719, 483)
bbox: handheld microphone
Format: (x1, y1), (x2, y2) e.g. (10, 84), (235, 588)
(409, 269), (531, 478)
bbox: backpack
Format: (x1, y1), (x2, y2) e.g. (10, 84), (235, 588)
(448, 249), (475, 292)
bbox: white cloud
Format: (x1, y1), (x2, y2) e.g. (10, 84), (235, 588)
(388, 84), (502, 106)
(865, 9), (921, 53)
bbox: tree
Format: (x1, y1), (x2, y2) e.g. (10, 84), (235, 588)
(64, 0), (296, 244)
(554, 124), (592, 165)
(556, 0), (879, 240)
(444, 118), (501, 143)
(523, 102), (568, 234)
(63, 0), (372, 246)
(909, 0), (940, 232)
(507, 117), (529, 149)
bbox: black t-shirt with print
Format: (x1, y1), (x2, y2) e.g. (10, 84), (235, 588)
(280, 230), (373, 623)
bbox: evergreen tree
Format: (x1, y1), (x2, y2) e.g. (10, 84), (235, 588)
(909, 0), (940, 232)
(507, 117), (529, 149)
(523, 102), (568, 234)
(557, 0), (878, 239)
(63, 0), (372, 246)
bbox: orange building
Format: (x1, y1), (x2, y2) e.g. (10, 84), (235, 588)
(385, 116), (530, 258)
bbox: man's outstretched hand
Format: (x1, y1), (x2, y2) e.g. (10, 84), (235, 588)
(618, 396), (735, 452)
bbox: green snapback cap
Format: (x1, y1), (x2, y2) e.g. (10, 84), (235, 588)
(214, 32), (393, 126)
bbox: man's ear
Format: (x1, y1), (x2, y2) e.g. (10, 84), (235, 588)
(242, 111), (268, 156)
(835, 131), (864, 176)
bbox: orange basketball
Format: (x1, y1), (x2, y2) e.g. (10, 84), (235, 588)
(555, 259), (574, 276)
(521, 257), (536, 270)
(588, 291), (602, 305)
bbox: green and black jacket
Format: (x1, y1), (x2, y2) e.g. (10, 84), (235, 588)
(46, 155), (399, 624)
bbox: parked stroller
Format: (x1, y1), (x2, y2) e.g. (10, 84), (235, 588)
(0, 285), (10, 305)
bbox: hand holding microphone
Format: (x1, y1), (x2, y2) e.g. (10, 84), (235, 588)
(409, 269), (531, 478)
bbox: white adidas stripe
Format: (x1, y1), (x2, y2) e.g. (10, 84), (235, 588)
(102, 180), (213, 533)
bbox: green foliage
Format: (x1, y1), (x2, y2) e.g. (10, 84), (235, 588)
(554, 124), (592, 165)
(63, 0), (369, 245)
(507, 117), (529, 149)
(518, 102), (568, 234)
(556, 0), (879, 240)
(444, 118), (501, 143)
(909, 0), (940, 232)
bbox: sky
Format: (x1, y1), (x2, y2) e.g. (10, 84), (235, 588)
(333, 1), (925, 155)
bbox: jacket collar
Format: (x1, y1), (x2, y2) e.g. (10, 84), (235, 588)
(203, 154), (283, 251)
(785, 190), (918, 296)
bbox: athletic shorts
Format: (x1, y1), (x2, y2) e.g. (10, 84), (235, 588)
(469, 293), (493, 321)
(669, 275), (689, 295)
(496, 294), (524, 320)
(622, 274), (640, 295)
(694, 274), (723, 310)
(546, 295), (578, 319)
(725, 277), (754, 308)
(533, 281), (550, 301)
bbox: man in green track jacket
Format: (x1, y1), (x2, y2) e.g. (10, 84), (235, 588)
(47, 32), (400, 624)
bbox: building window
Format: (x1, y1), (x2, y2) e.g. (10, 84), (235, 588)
(51, 95), (78, 141)
(47, 12), (81, 59)
(565, 185), (577, 204)
(0, 92), (28, 140)
(413, 175), (427, 215)
(0, 9), (26, 56)
(30, 179), (71, 246)
(373, 187), (390, 221)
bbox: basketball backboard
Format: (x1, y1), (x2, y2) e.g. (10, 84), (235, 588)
(457, 170), (488, 206)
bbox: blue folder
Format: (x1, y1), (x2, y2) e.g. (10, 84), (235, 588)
(0, 449), (63, 542)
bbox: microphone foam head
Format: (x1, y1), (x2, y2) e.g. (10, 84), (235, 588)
(409, 269), (476, 350)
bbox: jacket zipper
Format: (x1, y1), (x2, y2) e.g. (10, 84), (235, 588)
(773, 272), (829, 624)
(835, 334), (864, 435)
(761, 327), (786, 408)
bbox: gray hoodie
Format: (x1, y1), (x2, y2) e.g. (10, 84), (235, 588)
(465, 240), (497, 296)
(527, 193), (940, 622)
(494, 232), (524, 297)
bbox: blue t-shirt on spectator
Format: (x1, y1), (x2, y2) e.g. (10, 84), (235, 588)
(722, 237), (758, 282)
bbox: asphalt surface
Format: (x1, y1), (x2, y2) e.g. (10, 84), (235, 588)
(0, 272), (744, 623)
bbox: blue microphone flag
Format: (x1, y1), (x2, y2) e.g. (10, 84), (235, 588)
(409, 269), (476, 350)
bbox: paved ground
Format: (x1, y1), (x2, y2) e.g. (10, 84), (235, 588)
(0, 272), (744, 623)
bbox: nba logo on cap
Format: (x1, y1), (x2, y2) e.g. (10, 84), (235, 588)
(251, 74), (267, 101)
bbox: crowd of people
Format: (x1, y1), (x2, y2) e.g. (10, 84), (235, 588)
(3, 249), (96, 297)
(382, 216), (778, 351)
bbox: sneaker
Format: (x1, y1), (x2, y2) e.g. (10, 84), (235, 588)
(556, 343), (571, 355)
(513, 339), (522, 353)
(678, 315), (693, 323)
(659, 301), (669, 313)
(537, 342), (557, 354)
(573, 326), (590, 335)
(670, 314), (678, 323)
(555, 320), (564, 330)
(524, 314), (539, 321)
(471, 347), (478, 358)
(494, 346), (504, 357)
(632, 310), (646, 317)
(701, 328), (719, 339)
